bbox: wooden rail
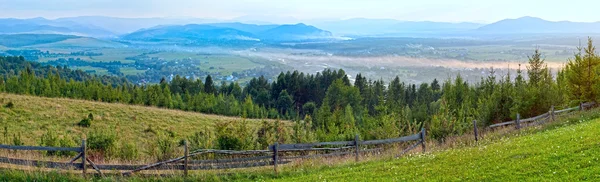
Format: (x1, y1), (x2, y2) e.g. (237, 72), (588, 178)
(488, 103), (591, 129)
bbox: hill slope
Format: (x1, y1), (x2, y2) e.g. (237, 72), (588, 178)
(0, 93), (279, 159)
(263, 113), (600, 181)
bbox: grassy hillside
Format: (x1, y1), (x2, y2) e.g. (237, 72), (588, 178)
(0, 93), (285, 161)
(0, 103), (597, 181)
(259, 114), (600, 181)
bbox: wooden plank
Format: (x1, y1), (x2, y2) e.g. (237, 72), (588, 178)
(68, 153), (82, 164)
(86, 158), (104, 177)
(361, 133), (421, 145)
(554, 107), (578, 114)
(0, 145), (82, 152)
(190, 149), (270, 155)
(277, 141), (355, 150)
(0, 156), (80, 169)
(396, 141), (423, 158)
(187, 155), (272, 164)
(122, 156), (186, 176)
(279, 146), (353, 152)
(280, 151), (352, 160)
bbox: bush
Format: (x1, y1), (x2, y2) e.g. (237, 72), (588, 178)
(4, 101), (14, 108)
(217, 135), (242, 150)
(87, 113), (94, 121)
(39, 130), (59, 155)
(117, 141), (139, 160)
(12, 134), (22, 146)
(78, 118), (91, 127)
(87, 130), (116, 152)
(156, 134), (176, 161)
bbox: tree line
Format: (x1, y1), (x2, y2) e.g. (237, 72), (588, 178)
(0, 38), (599, 143)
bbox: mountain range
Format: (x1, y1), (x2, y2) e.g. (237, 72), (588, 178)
(1, 16), (600, 43)
(122, 23), (334, 42)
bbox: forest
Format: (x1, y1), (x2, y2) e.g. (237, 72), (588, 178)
(0, 38), (598, 146)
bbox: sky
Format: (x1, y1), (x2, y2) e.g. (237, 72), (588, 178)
(0, 0), (598, 23)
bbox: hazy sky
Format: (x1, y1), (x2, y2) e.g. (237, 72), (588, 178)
(0, 0), (598, 23)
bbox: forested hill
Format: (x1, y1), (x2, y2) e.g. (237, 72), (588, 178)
(0, 37), (597, 143)
(0, 56), (127, 86)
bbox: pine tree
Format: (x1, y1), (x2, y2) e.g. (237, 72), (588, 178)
(565, 37), (600, 103)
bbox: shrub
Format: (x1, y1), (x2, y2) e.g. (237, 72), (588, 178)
(78, 118), (91, 127)
(4, 101), (14, 108)
(87, 130), (116, 153)
(12, 134), (23, 146)
(87, 113), (94, 121)
(117, 141), (139, 160)
(217, 135), (242, 150)
(39, 130), (59, 155)
(156, 134), (176, 161)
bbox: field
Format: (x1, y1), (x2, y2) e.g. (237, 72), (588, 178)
(0, 93), (285, 162)
(255, 112), (600, 181)
(0, 101), (597, 181)
(70, 66), (110, 75)
(147, 52), (264, 75)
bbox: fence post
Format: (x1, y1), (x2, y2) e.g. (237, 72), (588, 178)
(81, 139), (86, 178)
(473, 120), (478, 143)
(354, 134), (360, 162)
(184, 140), (189, 177)
(550, 105), (555, 122)
(420, 128), (426, 153)
(515, 113), (521, 130)
(272, 142), (279, 175)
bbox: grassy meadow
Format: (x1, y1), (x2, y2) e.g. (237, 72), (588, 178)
(0, 93), (287, 163)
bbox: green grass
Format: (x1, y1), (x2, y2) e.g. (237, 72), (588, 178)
(0, 93), (283, 162)
(148, 52), (263, 75)
(253, 114), (600, 181)
(120, 67), (147, 75)
(0, 105), (598, 181)
(70, 66), (110, 76)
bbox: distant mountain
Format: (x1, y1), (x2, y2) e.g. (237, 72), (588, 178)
(0, 34), (79, 47)
(476, 16), (600, 34)
(0, 18), (115, 37)
(207, 23), (278, 34)
(122, 24), (260, 42)
(258, 23), (333, 40)
(312, 18), (483, 36)
(56, 16), (219, 34)
(122, 23), (334, 42)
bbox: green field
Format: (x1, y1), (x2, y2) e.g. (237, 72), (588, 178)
(70, 66), (110, 75)
(148, 52), (264, 75)
(255, 113), (600, 181)
(0, 105), (597, 181)
(120, 67), (147, 75)
(0, 93), (283, 163)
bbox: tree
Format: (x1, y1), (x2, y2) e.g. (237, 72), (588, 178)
(204, 75), (216, 95)
(564, 37), (600, 103)
(276, 90), (294, 116)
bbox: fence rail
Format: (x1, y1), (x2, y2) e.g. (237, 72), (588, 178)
(488, 102), (594, 129)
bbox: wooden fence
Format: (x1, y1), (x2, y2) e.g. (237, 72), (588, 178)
(488, 102), (595, 129)
(0, 102), (594, 177)
(0, 129), (426, 177)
